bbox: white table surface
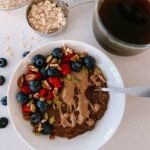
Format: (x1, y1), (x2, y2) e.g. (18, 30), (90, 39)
(0, 2), (150, 150)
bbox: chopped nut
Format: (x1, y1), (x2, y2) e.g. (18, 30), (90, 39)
(25, 74), (36, 82)
(42, 80), (51, 90)
(33, 93), (39, 99)
(28, 64), (39, 72)
(52, 88), (58, 97)
(17, 74), (24, 87)
(39, 97), (45, 101)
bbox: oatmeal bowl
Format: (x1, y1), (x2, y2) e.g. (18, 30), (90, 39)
(8, 40), (125, 150)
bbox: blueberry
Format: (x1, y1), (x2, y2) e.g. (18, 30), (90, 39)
(0, 117), (9, 128)
(0, 76), (5, 86)
(52, 48), (63, 59)
(29, 80), (41, 92)
(16, 92), (28, 104)
(83, 56), (96, 69)
(22, 51), (30, 58)
(40, 68), (47, 76)
(32, 55), (46, 68)
(71, 61), (82, 72)
(47, 67), (62, 77)
(1, 96), (7, 106)
(31, 113), (42, 124)
(0, 58), (7, 68)
(41, 123), (52, 135)
(37, 101), (48, 112)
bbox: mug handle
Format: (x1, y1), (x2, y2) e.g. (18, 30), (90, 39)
(66, 0), (95, 8)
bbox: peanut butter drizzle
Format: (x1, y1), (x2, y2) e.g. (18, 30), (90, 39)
(57, 68), (102, 128)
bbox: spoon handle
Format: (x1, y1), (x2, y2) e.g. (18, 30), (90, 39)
(101, 87), (150, 97)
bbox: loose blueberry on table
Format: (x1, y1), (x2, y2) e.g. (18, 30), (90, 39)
(16, 45), (97, 138)
(0, 75), (5, 86)
(0, 58), (7, 68)
(0, 117), (9, 128)
(1, 96), (7, 106)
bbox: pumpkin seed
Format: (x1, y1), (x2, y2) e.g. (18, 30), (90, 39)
(66, 74), (72, 80)
(26, 99), (33, 107)
(51, 58), (57, 64)
(43, 113), (48, 121)
(49, 116), (55, 125)
(47, 100), (52, 105)
(46, 55), (53, 63)
(73, 78), (80, 84)
(30, 104), (36, 112)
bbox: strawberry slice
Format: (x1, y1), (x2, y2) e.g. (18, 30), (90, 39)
(61, 63), (71, 75)
(20, 85), (32, 94)
(22, 103), (31, 113)
(62, 53), (75, 63)
(35, 72), (42, 80)
(38, 88), (47, 97)
(46, 91), (53, 100)
(48, 77), (62, 88)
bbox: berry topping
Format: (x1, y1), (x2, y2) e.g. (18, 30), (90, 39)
(31, 113), (42, 124)
(83, 56), (96, 69)
(16, 92), (28, 104)
(47, 67), (61, 77)
(61, 63), (71, 75)
(71, 61), (82, 72)
(0, 117), (8, 128)
(32, 54), (46, 68)
(48, 77), (62, 88)
(0, 75), (5, 86)
(62, 53), (75, 63)
(46, 91), (53, 100)
(41, 123), (52, 135)
(1, 96), (7, 106)
(35, 72), (42, 80)
(38, 88), (48, 97)
(40, 67), (47, 76)
(37, 101), (48, 112)
(29, 80), (41, 92)
(22, 51), (30, 58)
(20, 85), (32, 94)
(52, 48), (63, 59)
(22, 103), (31, 113)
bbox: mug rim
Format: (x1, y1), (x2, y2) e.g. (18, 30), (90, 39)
(95, 0), (150, 49)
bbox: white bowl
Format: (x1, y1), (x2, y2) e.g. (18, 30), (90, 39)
(8, 40), (125, 150)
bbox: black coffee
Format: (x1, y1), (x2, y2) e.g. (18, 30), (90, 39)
(99, 0), (150, 44)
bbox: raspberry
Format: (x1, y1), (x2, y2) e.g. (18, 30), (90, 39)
(62, 53), (75, 63)
(38, 88), (47, 97)
(48, 77), (62, 88)
(20, 85), (32, 94)
(61, 63), (71, 75)
(46, 91), (53, 100)
(35, 72), (42, 80)
(22, 103), (31, 113)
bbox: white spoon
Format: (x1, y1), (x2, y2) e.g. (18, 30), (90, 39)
(95, 87), (150, 97)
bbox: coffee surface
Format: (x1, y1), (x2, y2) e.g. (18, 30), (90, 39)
(99, 0), (150, 44)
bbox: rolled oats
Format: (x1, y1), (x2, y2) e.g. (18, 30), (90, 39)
(28, 0), (67, 34)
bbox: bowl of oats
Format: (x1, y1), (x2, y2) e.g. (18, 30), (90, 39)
(8, 40), (125, 150)
(26, 0), (68, 37)
(0, 0), (32, 10)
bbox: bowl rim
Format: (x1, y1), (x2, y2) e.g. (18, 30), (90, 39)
(7, 40), (126, 150)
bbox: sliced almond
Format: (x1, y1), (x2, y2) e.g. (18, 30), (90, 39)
(42, 80), (51, 90)
(33, 93), (39, 99)
(28, 64), (39, 72)
(25, 74), (37, 82)
(46, 55), (53, 63)
(98, 74), (106, 83)
(30, 104), (36, 112)
(17, 74), (24, 87)
(52, 88), (58, 97)
(39, 97), (45, 101)
(50, 64), (59, 68)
